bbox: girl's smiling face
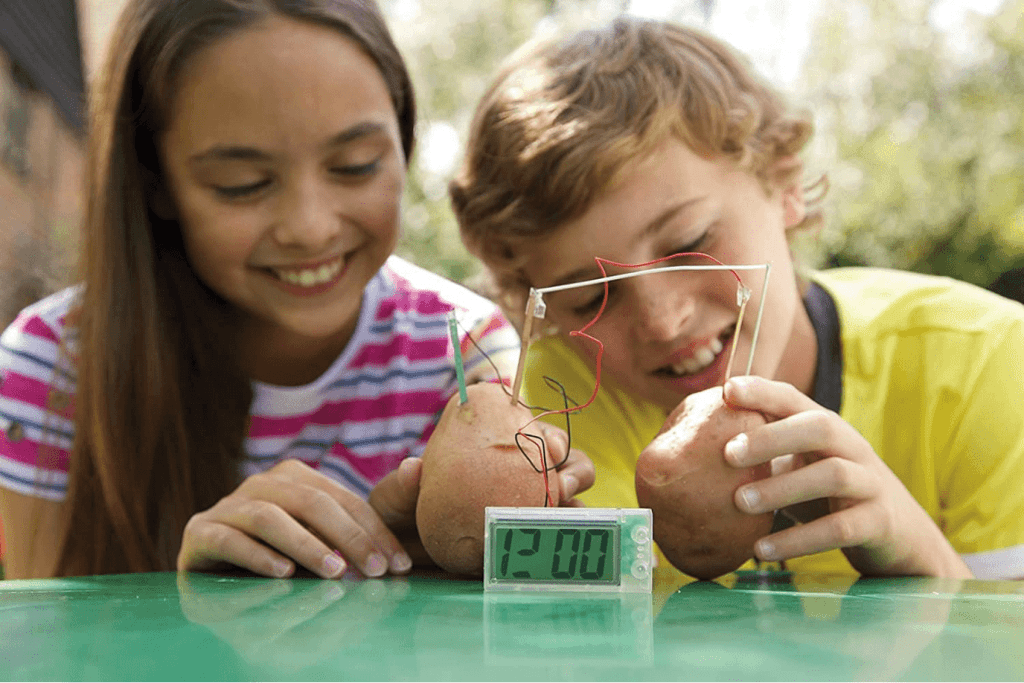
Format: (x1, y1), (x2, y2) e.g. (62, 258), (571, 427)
(159, 17), (405, 381)
(522, 139), (817, 413)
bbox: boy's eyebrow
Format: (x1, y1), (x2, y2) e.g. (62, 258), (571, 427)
(189, 121), (388, 163)
(547, 197), (706, 289)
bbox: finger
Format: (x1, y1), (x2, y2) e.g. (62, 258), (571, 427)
(563, 497), (588, 508)
(252, 464), (409, 576)
(724, 409), (861, 468)
(216, 497), (353, 579)
(396, 456), (422, 493)
(735, 456), (876, 514)
(317, 493), (412, 576)
(178, 517), (297, 579)
(368, 458), (421, 527)
(770, 454), (798, 476)
(753, 504), (879, 562)
(723, 375), (821, 420)
(557, 447), (596, 501)
(537, 422), (570, 469)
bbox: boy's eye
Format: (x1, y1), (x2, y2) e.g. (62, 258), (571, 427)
(668, 222), (717, 259)
(570, 285), (614, 318)
(669, 236), (707, 259)
(214, 179), (271, 199)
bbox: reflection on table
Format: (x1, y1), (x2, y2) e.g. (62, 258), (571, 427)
(1, 564), (1023, 680)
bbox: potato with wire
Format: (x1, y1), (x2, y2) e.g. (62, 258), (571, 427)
(415, 382), (593, 576)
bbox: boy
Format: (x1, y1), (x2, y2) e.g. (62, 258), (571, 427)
(450, 17), (1024, 579)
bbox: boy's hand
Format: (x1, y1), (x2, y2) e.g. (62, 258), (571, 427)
(721, 376), (973, 579)
(177, 459), (413, 579)
(528, 417), (597, 506)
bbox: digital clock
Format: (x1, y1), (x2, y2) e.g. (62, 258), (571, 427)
(483, 507), (653, 593)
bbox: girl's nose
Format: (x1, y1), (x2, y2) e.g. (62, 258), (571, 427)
(272, 178), (341, 251)
(631, 273), (696, 343)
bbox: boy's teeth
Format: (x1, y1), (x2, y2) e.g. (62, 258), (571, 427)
(667, 337), (724, 377)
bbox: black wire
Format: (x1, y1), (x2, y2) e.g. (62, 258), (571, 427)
(455, 318), (580, 506)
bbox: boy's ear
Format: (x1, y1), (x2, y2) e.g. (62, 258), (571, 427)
(770, 154), (806, 229)
(782, 185), (805, 229)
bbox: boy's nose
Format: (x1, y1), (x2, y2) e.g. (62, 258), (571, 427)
(631, 275), (696, 343)
(272, 181), (341, 251)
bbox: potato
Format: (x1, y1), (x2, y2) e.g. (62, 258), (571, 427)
(635, 386), (773, 580)
(416, 383), (562, 576)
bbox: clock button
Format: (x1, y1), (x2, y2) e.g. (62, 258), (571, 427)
(631, 526), (650, 543)
(631, 560), (650, 579)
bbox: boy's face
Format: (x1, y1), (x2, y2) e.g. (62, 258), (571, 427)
(521, 139), (815, 413)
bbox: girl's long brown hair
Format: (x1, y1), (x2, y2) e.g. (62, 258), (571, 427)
(55, 0), (415, 576)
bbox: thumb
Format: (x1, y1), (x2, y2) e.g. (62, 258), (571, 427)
(369, 457), (423, 528)
(396, 457), (423, 499)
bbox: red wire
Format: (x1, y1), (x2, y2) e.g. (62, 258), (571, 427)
(517, 252), (744, 506)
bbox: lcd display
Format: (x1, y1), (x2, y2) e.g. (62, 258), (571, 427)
(491, 523), (619, 583)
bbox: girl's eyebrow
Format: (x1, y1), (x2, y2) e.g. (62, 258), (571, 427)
(189, 121), (388, 163)
(546, 196), (707, 290)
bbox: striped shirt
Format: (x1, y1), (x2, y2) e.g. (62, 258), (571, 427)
(0, 256), (519, 501)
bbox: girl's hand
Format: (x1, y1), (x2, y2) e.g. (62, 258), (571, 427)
(367, 457), (434, 568)
(177, 459), (413, 579)
(722, 376), (973, 578)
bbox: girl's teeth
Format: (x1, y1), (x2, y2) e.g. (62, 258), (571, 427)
(275, 259), (342, 287)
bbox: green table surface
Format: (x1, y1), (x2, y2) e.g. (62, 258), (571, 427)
(1, 565), (1023, 681)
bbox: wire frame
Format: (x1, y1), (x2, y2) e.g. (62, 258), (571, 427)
(509, 262), (772, 405)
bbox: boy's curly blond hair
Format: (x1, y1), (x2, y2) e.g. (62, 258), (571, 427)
(451, 16), (824, 328)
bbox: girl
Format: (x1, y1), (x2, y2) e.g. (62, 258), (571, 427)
(0, 0), (594, 581)
(450, 17), (1024, 579)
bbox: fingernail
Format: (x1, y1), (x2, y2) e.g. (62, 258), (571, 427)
(756, 539), (775, 560)
(322, 553), (346, 578)
(561, 474), (579, 499)
(390, 551), (412, 573)
(729, 375), (752, 388)
(272, 559), (291, 578)
(739, 486), (760, 512)
(725, 433), (748, 463)
(364, 552), (387, 578)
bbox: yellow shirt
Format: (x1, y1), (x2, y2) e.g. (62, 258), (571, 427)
(524, 268), (1024, 579)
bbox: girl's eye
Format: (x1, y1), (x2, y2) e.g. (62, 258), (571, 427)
(214, 179), (271, 199)
(332, 158), (381, 177)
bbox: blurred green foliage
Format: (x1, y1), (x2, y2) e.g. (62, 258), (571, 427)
(388, 0), (1024, 291)
(799, 0), (1024, 287)
(384, 0), (553, 286)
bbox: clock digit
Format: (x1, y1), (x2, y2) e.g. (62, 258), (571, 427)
(551, 528), (581, 578)
(512, 528), (541, 579)
(499, 528), (514, 577)
(580, 528), (610, 579)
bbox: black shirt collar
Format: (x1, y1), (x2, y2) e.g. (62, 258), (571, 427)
(804, 281), (843, 413)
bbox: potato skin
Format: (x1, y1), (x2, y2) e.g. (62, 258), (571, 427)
(416, 383), (561, 576)
(635, 387), (773, 580)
